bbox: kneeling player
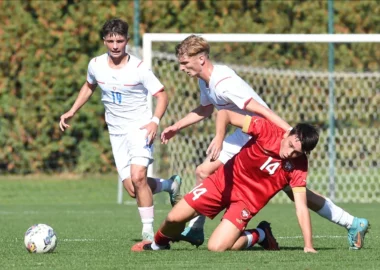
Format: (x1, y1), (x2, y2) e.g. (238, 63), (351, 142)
(132, 110), (319, 252)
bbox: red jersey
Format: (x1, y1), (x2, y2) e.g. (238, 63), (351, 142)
(210, 115), (308, 214)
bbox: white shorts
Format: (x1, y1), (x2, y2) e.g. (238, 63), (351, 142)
(218, 128), (251, 164)
(110, 128), (153, 181)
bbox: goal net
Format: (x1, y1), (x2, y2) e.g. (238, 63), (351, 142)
(118, 34), (380, 204)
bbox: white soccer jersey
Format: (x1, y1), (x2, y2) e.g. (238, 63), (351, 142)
(198, 65), (268, 115)
(87, 53), (164, 134)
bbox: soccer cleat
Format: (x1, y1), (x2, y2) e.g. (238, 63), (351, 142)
(131, 241), (152, 252)
(257, 221), (280, 251)
(142, 231), (154, 242)
(131, 241), (170, 252)
(348, 217), (370, 250)
(169, 175), (182, 207)
(180, 226), (204, 247)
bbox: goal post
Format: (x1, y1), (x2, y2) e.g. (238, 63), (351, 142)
(143, 34), (380, 67)
(117, 33), (380, 204)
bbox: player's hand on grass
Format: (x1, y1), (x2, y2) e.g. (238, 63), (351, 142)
(59, 110), (75, 131)
(160, 125), (179, 144)
(207, 136), (223, 161)
(140, 121), (158, 146)
(304, 247), (317, 253)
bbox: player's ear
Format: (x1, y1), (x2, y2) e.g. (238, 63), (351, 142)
(199, 54), (206, 65)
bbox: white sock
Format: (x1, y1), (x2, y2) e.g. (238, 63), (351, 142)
(138, 206), (154, 231)
(244, 231), (253, 248)
(317, 198), (354, 229)
(151, 241), (166, 250)
(256, 228), (265, 243)
(152, 178), (172, 194)
(188, 215), (206, 230)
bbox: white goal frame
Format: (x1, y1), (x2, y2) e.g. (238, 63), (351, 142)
(117, 33), (380, 204)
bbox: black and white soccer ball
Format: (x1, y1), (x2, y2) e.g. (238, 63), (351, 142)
(24, 224), (58, 253)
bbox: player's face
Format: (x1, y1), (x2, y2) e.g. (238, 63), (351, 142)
(279, 134), (303, 159)
(103, 34), (129, 58)
(178, 54), (203, 77)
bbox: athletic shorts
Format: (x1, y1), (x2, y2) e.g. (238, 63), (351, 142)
(109, 128), (153, 181)
(184, 175), (254, 231)
(218, 128), (251, 164)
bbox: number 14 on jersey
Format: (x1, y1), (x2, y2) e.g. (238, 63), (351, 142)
(260, 157), (280, 175)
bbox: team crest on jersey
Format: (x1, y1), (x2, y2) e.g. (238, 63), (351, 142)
(241, 209), (250, 220)
(283, 160), (294, 172)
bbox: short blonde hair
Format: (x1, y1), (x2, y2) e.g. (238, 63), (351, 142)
(175, 35), (210, 58)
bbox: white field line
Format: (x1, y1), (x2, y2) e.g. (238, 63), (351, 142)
(3, 235), (378, 243)
(61, 235), (348, 241)
(0, 209), (168, 215)
(59, 235), (379, 241)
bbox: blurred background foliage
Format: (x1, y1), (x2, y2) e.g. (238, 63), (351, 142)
(0, 0), (379, 174)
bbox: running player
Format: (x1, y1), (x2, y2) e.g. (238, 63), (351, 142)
(59, 19), (182, 241)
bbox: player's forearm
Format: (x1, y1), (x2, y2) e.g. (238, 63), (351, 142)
(215, 110), (230, 139)
(69, 83), (95, 114)
(152, 91), (169, 120)
(245, 100), (291, 131)
(175, 105), (213, 130)
(260, 108), (291, 131)
(296, 205), (314, 248)
(175, 112), (206, 130)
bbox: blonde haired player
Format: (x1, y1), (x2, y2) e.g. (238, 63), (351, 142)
(59, 19), (182, 241)
(161, 34), (369, 250)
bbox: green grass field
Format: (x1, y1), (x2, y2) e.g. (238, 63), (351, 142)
(1, 175), (379, 270)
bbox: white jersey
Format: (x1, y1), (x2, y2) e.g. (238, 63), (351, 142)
(199, 65), (269, 164)
(87, 53), (164, 134)
(199, 65), (268, 115)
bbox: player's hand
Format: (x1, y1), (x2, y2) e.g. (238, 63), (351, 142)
(140, 121), (158, 146)
(160, 125), (179, 144)
(206, 136), (223, 161)
(59, 110), (75, 131)
(304, 247), (317, 253)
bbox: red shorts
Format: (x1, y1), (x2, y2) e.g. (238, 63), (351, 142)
(184, 175), (254, 231)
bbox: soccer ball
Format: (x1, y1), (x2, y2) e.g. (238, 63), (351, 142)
(24, 224), (58, 253)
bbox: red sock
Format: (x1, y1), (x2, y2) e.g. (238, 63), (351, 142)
(154, 230), (171, 246)
(244, 229), (260, 248)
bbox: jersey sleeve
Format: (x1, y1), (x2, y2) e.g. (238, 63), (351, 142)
(241, 115), (270, 138)
(138, 62), (164, 95)
(86, 59), (97, 85)
(198, 79), (212, 107)
(218, 77), (254, 109)
(288, 158), (309, 188)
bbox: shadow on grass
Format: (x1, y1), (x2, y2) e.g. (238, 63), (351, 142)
(242, 246), (335, 251)
(130, 240), (335, 252)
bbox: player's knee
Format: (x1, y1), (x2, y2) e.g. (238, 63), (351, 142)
(125, 188), (136, 198)
(207, 242), (227, 252)
(123, 179), (136, 198)
(195, 165), (210, 182)
(130, 173), (146, 188)
(165, 211), (183, 224)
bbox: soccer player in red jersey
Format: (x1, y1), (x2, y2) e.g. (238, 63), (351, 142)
(162, 35), (369, 250)
(132, 109), (319, 253)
